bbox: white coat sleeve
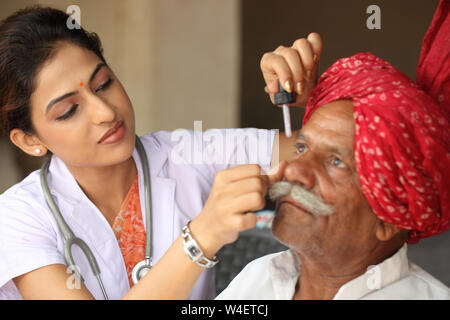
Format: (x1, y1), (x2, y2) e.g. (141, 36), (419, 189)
(203, 128), (277, 173)
(159, 127), (278, 178)
(0, 195), (65, 291)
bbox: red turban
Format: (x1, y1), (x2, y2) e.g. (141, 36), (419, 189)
(303, 1), (450, 244)
(417, 0), (450, 120)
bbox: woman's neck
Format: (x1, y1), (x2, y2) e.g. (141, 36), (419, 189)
(66, 157), (137, 226)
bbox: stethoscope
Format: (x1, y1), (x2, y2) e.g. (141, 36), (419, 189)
(39, 135), (153, 300)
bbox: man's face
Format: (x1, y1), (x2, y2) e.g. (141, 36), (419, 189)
(272, 100), (381, 266)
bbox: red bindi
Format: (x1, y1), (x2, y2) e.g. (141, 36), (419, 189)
(79, 82), (83, 87)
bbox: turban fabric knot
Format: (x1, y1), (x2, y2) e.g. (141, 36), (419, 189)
(303, 0), (450, 244)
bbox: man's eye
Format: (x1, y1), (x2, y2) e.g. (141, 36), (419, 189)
(331, 156), (347, 168)
(95, 77), (114, 93)
(295, 143), (307, 155)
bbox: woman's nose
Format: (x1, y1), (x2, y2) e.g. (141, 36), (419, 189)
(283, 157), (316, 190)
(87, 96), (116, 124)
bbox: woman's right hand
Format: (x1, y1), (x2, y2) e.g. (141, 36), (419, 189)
(189, 162), (287, 258)
(260, 32), (323, 108)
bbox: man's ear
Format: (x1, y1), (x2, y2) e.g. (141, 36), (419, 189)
(9, 128), (47, 157)
(375, 219), (404, 241)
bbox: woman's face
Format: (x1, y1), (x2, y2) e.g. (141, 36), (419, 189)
(29, 41), (135, 168)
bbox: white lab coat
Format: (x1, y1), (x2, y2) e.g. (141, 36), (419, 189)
(0, 128), (276, 299)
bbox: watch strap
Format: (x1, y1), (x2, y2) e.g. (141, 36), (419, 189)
(182, 221), (219, 268)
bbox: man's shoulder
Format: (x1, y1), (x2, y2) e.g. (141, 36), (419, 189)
(365, 261), (450, 300)
(216, 250), (289, 300)
(230, 250), (286, 281)
(238, 249), (295, 277)
(406, 262), (450, 299)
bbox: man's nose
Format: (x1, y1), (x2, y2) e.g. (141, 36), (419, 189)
(283, 157), (316, 190)
(86, 95), (116, 124)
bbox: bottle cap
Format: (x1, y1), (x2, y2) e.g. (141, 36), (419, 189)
(274, 80), (295, 105)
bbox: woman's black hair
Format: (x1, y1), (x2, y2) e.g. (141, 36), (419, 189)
(0, 5), (106, 135)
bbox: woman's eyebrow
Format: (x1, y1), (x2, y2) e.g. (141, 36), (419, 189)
(45, 62), (106, 114)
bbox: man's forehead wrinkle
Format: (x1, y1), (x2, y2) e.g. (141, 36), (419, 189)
(307, 102), (354, 137)
(301, 119), (352, 144)
(311, 106), (355, 132)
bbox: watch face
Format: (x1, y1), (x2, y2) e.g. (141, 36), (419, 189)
(188, 245), (201, 257)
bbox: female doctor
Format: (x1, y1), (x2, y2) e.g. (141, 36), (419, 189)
(0, 6), (321, 299)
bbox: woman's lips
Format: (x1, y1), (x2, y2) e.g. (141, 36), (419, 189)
(98, 120), (125, 144)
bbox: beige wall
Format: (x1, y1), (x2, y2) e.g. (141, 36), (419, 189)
(36, 0), (157, 134)
(36, 0), (240, 133)
(151, 0), (240, 131)
(0, 0), (241, 192)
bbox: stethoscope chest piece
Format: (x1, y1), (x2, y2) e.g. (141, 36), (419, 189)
(131, 258), (152, 285)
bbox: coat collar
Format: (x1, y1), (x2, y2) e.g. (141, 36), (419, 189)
(46, 135), (169, 206)
(131, 135), (177, 263)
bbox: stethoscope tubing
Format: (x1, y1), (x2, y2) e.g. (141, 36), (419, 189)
(135, 136), (153, 265)
(39, 135), (152, 300)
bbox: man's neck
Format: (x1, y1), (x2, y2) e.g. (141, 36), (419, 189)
(291, 243), (403, 300)
(291, 256), (369, 300)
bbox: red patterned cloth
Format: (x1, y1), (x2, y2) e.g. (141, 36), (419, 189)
(417, 0), (450, 119)
(302, 1), (450, 243)
(112, 175), (146, 287)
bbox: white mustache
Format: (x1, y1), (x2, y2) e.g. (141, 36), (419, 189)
(268, 181), (334, 216)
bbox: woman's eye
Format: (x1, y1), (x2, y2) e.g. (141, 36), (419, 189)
(295, 143), (307, 155)
(56, 104), (78, 121)
(95, 77), (114, 93)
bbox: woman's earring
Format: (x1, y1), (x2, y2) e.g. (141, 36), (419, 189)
(35, 148), (41, 155)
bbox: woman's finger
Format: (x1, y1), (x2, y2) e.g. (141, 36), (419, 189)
(213, 164), (262, 187)
(307, 32), (323, 62)
(265, 160), (288, 186)
(275, 46), (305, 95)
(221, 176), (269, 199)
(227, 191), (266, 215)
(291, 38), (315, 82)
(260, 51), (294, 94)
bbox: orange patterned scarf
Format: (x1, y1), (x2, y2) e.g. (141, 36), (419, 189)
(112, 174), (146, 287)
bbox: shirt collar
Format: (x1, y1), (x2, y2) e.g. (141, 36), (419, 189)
(268, 250), (301, 299)
(269, 244), (410, 300)
(333, 244), (410, 299)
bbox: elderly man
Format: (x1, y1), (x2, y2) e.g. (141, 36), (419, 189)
(217, 1), (450, 300)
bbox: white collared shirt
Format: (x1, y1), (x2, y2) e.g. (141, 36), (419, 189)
(0, 128), (276, 300)
(216, 244), (450, 299)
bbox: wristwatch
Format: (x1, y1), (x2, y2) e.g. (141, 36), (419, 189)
(182, 221), (219, 268)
